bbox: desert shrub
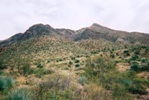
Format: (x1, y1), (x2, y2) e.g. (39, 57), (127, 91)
(100, 54), (103, 57)
(130, 62), (140, 72)
(21, 62), (31, 76)
(130, 55), (138, 60)
(128, 83), (147, 95)
(75, 64), (80, 67)
(56, 58), (63, 62)
(140, 63), (149, 71)
(37, 74), (72, 99)
(116, 53), (119, 56)
(123, 50), (130, 56)
(78, 76), (88, 85)
(134, 51), (140, 55)
(5, 88), (31, 100)
(0, 76), (14, 91)
(33, 68), (45, 78)
(110, 54), (115, 58)
(141, 58), (147, 63)
(147, 62), (149, 66)
(71, 56), (76, 60)
(68, 61), (73, 65)
(68, 61), (73, 67)
(75, 59), (80, 63)
(0, 70), (3, 75)
(112, 48), (115, 51)
(76, 84), (103, 100)
(0, 60), (7, 70)
(91, 51), (98, 54)
(37, 63), (43, 68)
(47, 60), (51, 63)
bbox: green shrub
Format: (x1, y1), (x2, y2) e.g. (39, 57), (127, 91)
(110, 54), (115, 58)
(0, 70), (3, 75)
(123, 50), (130, 56)
(140, 64), (149, 71)
(5, 88), (31, 100)
(22, 62), (31, 76)
(130, 55), (138, 60)
(75, 60), (80, 63)
(116, 53), (119, 56)
(141, 58), (147, 63)
(37, 63), (43, 68)
(91, 51), (98, 54)
(0, 61), (7, 70)
(134, 51), (140, 55)
(71, 56), (75, 60)
(68, 61), (73, 65)
(56, 58), (63, 62)
(147, 62), (149, 66)
(123, 50), (129, 54)
(47, 60), (51, 63)
(130, 62), (140, 72)
(75, 64), (80, 67)
(128, 83), (147, 95)
(33, 68), (45, 78)
(0, 76), (14, 91)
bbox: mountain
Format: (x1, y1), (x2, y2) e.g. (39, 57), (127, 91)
(0, 33), (22, 47)
(0, 23), (149, 47)
(19, 24), (59, 41)
(75, 23), (149, 45)
(1, 23), (149, 100)
(56, 28), (76, 40)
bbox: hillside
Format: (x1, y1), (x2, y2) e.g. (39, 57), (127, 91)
(0, 23), (149, 100)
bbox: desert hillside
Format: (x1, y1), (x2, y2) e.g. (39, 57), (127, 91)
(0, 23), (149, 100)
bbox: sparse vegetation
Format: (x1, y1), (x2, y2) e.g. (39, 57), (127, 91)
(0, 25), (149, 99)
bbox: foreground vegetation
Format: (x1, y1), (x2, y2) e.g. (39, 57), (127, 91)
(0, 37), (149, 100)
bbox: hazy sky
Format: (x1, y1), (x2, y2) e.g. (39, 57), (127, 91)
(0, 0), (149, 40)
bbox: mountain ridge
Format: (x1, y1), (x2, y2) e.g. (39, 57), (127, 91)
(0, 23), (149, 47)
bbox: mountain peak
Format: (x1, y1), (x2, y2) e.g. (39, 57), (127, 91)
(91, 23), (105, 28)
(25, 24), (53, 32)
(19, 23), (58, 40)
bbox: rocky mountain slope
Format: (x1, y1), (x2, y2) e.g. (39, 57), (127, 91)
(0, 23), (149, 47)
(75, 23), (149, 44)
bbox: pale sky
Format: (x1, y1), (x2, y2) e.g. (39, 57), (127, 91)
(0, 0), (149, 40)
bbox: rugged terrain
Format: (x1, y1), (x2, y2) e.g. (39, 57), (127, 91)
(0, 23), (149, 100)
